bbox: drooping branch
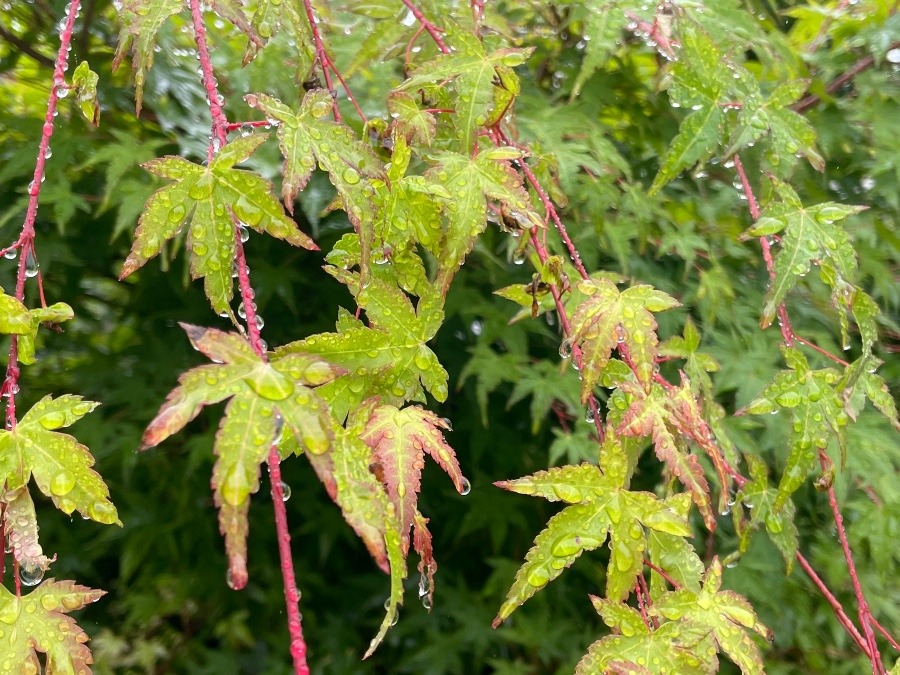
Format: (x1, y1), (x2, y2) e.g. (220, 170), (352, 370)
(186, 1), (310, 671)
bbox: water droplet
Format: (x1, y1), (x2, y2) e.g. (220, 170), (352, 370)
(470, 319), (483, 336)
(559, 338), (572, 359)
(280, 481), (291, 502)
(226, 569), (238, 590)
(19, 565), (44, 587)
(44, 147), (53, 159)
(3, 249), (17, 260)
(440, 417), (453, 431)
(342, 168), (360, 185)
(421, 595), (432, 610)
(50, 471), (75, 496)
(460, 478), (471, 496)
(720, 505), (731, 516)
(24, 251), (39, 278)
(255, 315), (265, 330)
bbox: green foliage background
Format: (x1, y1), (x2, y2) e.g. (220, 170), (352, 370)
(0, 0), (897, 672)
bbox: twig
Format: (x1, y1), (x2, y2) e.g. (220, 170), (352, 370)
(643, 559), (683, 589)
(820, 451), (885, 674)
(299, 0), (341, 122)
(188, 1), (310, 671)
(793, 42), (900, 114)
(0, 23), (55, 68)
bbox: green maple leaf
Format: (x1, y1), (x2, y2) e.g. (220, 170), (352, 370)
(575, 598), (716, 674)
(244, 91), (384, 216)
(120, 134), (315, 315)
(570, 278), (680, 399)
(360, 403), (467, 552)
(737, 347), (848, 510)
(373, 134), (449, 258)
(241, 0), (311, 66)
(18, 302), (75, 365)
(388, 92), (438, 146)
(113, 0), (184, 114)
(71, 62), (100, 127)
(0, 395), (118, 526)
(396, 26), (532, 150)
(325, 233), (430, 297)
(735, 454), (799, 571)
(654, 558), (772, 675)
(297, 400), (407, 658)
(141, 324), (343, 589)
(493, 432), (692, 626)
(424, 147), (530, 293)
(2, 486), (52, 573)
(650, 104), (724, 195)
(841, 356), (900, 432)
(571, 2), (629, 99)
(0, 287), (71, 364)
(278, 278), (448, 421)
(0, 580), (105, 674)
(616, 382), (716, 530)
(0, 287), (32, 334)
(747, 182), (865, 328)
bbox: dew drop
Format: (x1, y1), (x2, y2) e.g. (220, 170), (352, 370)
(440, 417), (453, 431)
(19, 565), (44, 587)
(280, 481), (291, 502)
(3, 249), (17, 260)
(559, 338), (572, 359)
(460, 478), (471, 496)
(44, 147), (53, 159)
(239, 224), (250, 243)
(24, 252), (39, 278)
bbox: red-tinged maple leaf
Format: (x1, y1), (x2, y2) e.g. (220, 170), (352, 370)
(360, 403), (468, 553)
(0, 579), (105, 673)
(617, 383), (715, 530)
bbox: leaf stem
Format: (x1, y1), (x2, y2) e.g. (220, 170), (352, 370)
(819, 451), (885, 674)
(299, 0), (342, 122)
(187, 0), (228, 160)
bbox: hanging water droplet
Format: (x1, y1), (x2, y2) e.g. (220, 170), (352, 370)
(280, 481), (291, 502)
(3, 248), (17, 260)
(421, 595), (433, 611)
(44, 147), (53, 159)
(238, 303), (247, 319)
(720, 505), (731, 516)
(226, 569), (238, 590)
(559, 338), (572, 359)
(259, 339), (268, 352)
(469, 319), (483, 336)
(418, 574), (428, 598)
(239, 224), (250, 243)
(19, 565), (44, 587)
(726, 559), (739, 569)
(460, 478), (471, 496)
(255, 315), (265, 330)
(25, 251), (39, 278)
(440, 417), (453, 431)
(218, 310), (229, 318)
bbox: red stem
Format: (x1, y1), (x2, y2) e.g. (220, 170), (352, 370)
(820, 452), (884, 674)
(643, 559), (683, 589)
(299, 0), (341, 122)
(400, 0), (449, 53)
(188, 1), (309, 670)
(795, 552), (871, 657)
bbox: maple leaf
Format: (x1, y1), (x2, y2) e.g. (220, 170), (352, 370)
(121, 134), (315, 315)
(278, 278), (448, 421)
(325, 233), (430, 298)
(569, 277), (680, 400)
(616, 382), (716, 530)
(840, 356), (900, 432)
(571, 3), (629, 99)
(241, 0), (311, 66)
(737, 347), (848, 510)
(0, 287), (31, 334)
(141, 324), (343, 589)
(71, 62), (100, 127)
(396, 26), (533, 150)
(388, 92), (437, 146)
(654, 558), (772, 675)
(373, 134), (449, 258)
(575, 598), (717, 675)
(735, 454), (799, 571)
(244, 91), (384, 215)
(0, 395), (118, 526)
(284, 399), (407, 658)
(360, 403), (467, 553)
(0, 579), (105, 674)
(18, 302), (75, 365)
(2, 486), (52, 573)
(493, 432), (692, 626)
(746, 181), (865, 329)
(423, 147), (531, 293)
(113, 0), (184, 114)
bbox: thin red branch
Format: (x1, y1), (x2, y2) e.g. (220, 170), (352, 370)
(634, 576), (652, 629)
(794, 334), (850, 367)
(299, 0), (341, 122)
(820, 451), (885, 674)
(872, 616), (900, 653)
(795, 552), (871, 657)
(188, 2), (309, 670)
(400, 0), (449, 54)
(643, 559), (683, 589)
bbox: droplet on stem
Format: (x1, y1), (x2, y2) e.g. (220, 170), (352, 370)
(19, 565), (44, 587)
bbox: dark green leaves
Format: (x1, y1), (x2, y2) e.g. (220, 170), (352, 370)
(121, 134), (316, 315)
